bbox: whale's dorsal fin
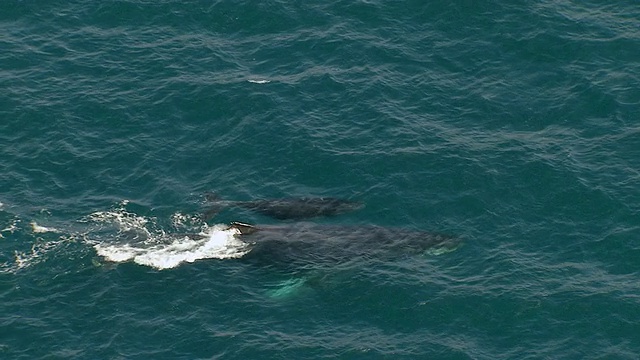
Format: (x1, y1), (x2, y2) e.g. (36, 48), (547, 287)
(228, 221), (259, 235)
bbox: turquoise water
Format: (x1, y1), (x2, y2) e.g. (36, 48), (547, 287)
(2, 1), (639, 358)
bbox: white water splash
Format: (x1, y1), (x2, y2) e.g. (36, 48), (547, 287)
(86, 206), (150, 233)
(82, 203), (253, 269)
(31, 221), (59, 233)
(93, 226), (251, 270)
(170, 212), (202, 229)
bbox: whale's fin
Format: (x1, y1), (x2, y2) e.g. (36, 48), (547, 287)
(228, 221), (260, 235)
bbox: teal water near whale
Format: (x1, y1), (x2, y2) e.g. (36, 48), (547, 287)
(2, 1), (640, 358)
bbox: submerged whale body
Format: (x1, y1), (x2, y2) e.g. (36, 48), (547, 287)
(203, 194), (363, 220)
(224, 221), (460, 265)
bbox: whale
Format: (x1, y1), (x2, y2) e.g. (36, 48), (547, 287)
(203, 194), (363, 221)
(221, 221), (461, 266)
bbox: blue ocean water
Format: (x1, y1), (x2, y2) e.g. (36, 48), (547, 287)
(1, 1), (639, 358)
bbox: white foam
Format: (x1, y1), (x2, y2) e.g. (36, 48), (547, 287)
(31, 221), (58, 233)
(170, 212), (202, 229)
(86, 209), (149, 232)
(94, 225), (251, 270)
(248, 79), (270, 84)
(1, 220), (18, 234)
(83, 203), (252, 269)
(12, 236), (68, 271)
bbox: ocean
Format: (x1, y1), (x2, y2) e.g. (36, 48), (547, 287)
(1, 1), (639, 358)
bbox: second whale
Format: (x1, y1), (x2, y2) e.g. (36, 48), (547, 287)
(203, 193), (363, 221)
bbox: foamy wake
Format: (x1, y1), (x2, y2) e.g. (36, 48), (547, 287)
(84, 202), (253, 270)
(93, 225), (251, 270)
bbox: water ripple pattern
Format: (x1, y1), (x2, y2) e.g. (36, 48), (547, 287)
(1, 1), (639, 359)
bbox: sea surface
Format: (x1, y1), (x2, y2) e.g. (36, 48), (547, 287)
(1, 1), (639, 359)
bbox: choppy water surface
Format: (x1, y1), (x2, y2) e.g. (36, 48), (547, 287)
(1, 1), (639, 358)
